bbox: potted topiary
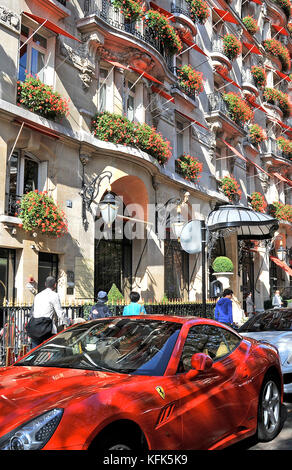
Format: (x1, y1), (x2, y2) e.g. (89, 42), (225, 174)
(212, 256), (234, 289)
(107, 283), (124, 304)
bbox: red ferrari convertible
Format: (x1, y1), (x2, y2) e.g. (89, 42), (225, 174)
(0, 315), (285, 450)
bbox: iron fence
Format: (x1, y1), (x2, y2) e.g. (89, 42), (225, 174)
(0, 302), (215, 366)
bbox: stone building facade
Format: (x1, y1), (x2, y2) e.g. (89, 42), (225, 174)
(0, 0), (291, 309)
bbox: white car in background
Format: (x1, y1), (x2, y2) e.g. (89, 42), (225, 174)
(239, 308), (292, 394)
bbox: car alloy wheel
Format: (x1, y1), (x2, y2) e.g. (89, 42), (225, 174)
(108, 444), (132, 450)
(258, 378), (281, 441)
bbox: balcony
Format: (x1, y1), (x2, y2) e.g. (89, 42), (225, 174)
(261, 138), (292, 167)
(210, 36), (232, 71)
(205, 92), (245, 137)
(242, 69), (259, 96)
(78, 0), (173, 72)
(170, 1), (197, 36)
(170, 66), (197, 104)
(266, 0), (288, 27)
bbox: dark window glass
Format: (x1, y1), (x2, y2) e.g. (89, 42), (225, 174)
(23, 158), (38, 193)
(178, 324), (240, 373)
(16, 318), (182, 375)
(239, 310), (292, 332)
(38, 253), (58, 292)
(164, 239), (189, 300)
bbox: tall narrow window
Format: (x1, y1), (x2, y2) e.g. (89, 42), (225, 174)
(176, 121), (184, 158)
(98, 68), (108, 112)
(19, 24), (48, 82)
(123, 79), (136, 121)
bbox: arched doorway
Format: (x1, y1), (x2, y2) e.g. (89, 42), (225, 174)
(94, 175), (149, 299)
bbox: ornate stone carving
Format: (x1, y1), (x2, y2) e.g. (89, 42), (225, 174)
(0, 6), (20, 33)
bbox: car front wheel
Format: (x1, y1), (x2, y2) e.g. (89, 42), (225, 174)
(257, 376), (281, 442)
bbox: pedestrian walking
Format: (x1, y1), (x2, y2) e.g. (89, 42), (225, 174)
(27, 276), (70, 349)
(272, 290), (283, 308)
(214, 289), (234, 326)
(89, 290), (112, 319)
(123, 291), (146, 316)
(246, 292), (254, 318)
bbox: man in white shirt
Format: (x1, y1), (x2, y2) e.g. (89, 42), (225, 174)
(29, 276), (70, 349)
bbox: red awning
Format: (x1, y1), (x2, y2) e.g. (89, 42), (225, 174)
(243, 42), (262, 55)
(222, 139), (271, 176)
(276, 70), (292, 82)
(181, 36), (208, 57)
(23, 11), (81, 42)
(216, 69), (241, 89)
(105, 59), (128, 70)
(176, 110), (209, 130)
(245, 95), (267, 113)
(251, 0), (262, 4)
(14, 119), (60, 139)
(151, 85), (175, 102)
(129, 66), (164, 85)
(149, 2), (175, 21)
(213, 8), (238, 24)
(272, 24), (288, 36)
(270, 256), (292, 276)
(272, 172), (292, 187)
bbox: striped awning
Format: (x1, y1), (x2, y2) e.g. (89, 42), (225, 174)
(206, 205), (279, 240)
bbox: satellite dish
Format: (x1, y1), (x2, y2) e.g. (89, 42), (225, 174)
(179, 220), (202, 254)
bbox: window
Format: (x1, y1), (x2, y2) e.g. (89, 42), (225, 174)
(177, 324), (241, 373)
(124, 79), (136, 121)
(0, 248), (16, 305)
(38, 252), (59, 292)
(6, 150), (47, 216)
(98, 68), (108, 113)
(19, 24), (48, 82)
(176, 121), (184, 158)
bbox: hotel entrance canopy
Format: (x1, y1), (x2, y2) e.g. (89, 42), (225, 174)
(206, 205), (279, 240)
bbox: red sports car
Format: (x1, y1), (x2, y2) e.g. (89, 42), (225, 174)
(0, 315), (285, 450)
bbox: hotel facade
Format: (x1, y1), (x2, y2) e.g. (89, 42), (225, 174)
(0, 0), (291, 310)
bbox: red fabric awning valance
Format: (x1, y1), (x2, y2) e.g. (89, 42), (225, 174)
(272, 24), (288, 36)
(243, 42), (262, 55)
(129, 66), (164, 85)
(151, 86), (175, 102)
(180, 36), (208, 57)
(215, 69), (242, 89)
(245, 95), (267, 113)
(176, 110), (209, 130)
(270, 256), (292, 276)
(250, 0), (262, 4)
(222, 139), (271, 177)
(213, 8), (238, 24)
(23, 11), (81, 42)
(149, 2), (175, 21)
(272, 172), (292, 187)
(276, 70), (292, 82)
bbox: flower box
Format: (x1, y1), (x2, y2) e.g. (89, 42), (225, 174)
(250, 192), (267, 213)
(222, 92), (254, 124)
(269, 201), (292, 222)
(223, 34), (242, 60)
(144, 10), (182, 55)
(263, 88), (291, 118)
(176, 154), (203, 182)
(251, 66), (267, 89)
(17, 74), (69, 121)
(277, 136), (292, 157)
(249, 124), (267, 144)
(91, 112), (172, 165)
(242, 16), (259, 35)
(18, 190), (68, 237)
(186, 0), (210, 24)
(219, 175), (242, 202)
(263, 39), (290, 71)
(111, 0), (145, 21)
(177, 65), (204, 94)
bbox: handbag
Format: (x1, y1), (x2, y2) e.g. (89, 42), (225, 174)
(26, 316), (53, 340)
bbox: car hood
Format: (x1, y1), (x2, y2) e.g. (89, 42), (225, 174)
(0, 365), (129, 433)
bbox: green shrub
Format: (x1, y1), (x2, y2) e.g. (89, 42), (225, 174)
(212, 256), (234, 273)
(108, 283), (124, 303)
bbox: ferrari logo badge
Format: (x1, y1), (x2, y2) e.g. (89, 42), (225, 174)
(155, 386), (165, 399)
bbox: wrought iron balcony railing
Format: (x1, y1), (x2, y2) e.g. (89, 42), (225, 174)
(5, 193), (21, 217)
(170, 1), (192, 20)
(170, 66), (197, 101)
(83, 0), (173, 66)
(261, 138), (291, 161)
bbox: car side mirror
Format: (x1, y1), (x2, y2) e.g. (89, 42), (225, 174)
(186, 353), (213, 380)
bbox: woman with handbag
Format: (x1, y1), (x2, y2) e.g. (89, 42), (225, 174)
(27, 276), (70, 349)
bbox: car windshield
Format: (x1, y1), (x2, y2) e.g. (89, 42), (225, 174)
(16, 318), (182, 375)
(239, 309), (292, 332)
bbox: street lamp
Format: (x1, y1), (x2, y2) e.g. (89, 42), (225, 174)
(170, 205), (186, 241)
(276, 241), (287, 262)
(99, 191), (120, 228)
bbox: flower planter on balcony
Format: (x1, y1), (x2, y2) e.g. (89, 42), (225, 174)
(210, 36), (233, 71)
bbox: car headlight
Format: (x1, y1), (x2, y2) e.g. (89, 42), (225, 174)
(0, 408), (63, 450)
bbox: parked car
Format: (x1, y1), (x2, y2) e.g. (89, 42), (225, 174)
(239, 308), (292, 394)
(0, 315), (285, 451)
